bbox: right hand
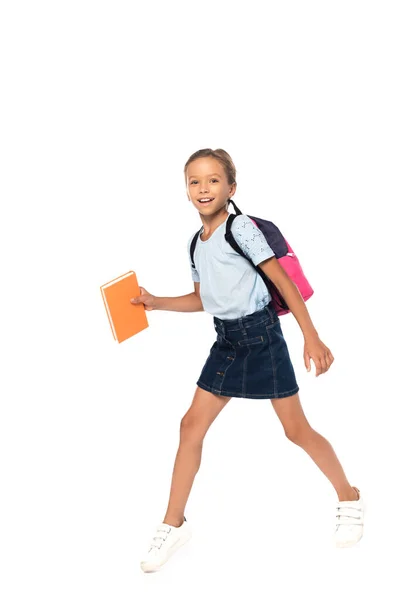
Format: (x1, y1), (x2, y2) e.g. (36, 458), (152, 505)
(130, 286), (157, 311)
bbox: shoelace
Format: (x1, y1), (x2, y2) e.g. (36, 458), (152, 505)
(149, 525), (172, 551)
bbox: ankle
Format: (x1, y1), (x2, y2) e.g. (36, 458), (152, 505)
(163, 516), (184, 528)
(337, 486), (359, 502)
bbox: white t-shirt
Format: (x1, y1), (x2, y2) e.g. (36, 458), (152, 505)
(187, 213), (275, 319)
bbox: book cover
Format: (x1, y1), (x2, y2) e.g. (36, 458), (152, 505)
(100, 270), (149, 343)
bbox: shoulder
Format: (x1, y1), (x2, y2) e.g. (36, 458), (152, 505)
(230, 214), (259, 236)
(229, 213), (275, 264)
(231, 213), (250, 226)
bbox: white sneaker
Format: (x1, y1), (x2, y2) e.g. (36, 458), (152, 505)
(334, 486), (365, 548)
(140, 517), (192, 572)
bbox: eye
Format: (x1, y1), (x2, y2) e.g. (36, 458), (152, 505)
(190, 178), (219, 185)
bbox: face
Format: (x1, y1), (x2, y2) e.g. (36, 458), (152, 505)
(186, 157), (236, 216)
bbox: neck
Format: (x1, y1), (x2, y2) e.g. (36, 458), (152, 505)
(200, 209), (229, 235)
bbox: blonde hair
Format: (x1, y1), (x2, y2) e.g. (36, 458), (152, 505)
(183, 148), (237, 186)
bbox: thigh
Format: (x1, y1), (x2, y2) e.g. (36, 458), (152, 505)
(270, 392), (311, 437)
(181, 386), (231, 438)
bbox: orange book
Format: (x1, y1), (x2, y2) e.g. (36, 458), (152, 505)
(100, 270), (149, 343)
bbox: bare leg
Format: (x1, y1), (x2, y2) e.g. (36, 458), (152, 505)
(163, 386), (231, 527)
(271, 393), (359, 501)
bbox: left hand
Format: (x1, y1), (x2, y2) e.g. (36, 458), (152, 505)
(304, 335), (334, 377)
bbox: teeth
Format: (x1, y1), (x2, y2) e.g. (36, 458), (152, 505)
(199, 198), (214, 203)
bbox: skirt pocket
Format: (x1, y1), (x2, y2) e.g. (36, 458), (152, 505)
(237, 335), (264, 346)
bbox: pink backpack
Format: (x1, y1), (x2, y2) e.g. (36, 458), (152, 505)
(190, 199), (314, 316)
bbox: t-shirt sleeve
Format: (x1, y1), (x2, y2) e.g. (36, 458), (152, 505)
(231, 214), (275, 266)
(187, 234), (200, 282)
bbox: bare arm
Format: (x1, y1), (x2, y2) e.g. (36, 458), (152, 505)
(258, 256), (335, 377)
(258, 257), (318, 340)
(154, 281), (204, 312)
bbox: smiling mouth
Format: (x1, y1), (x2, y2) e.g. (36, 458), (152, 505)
(198, 198), (215, 204)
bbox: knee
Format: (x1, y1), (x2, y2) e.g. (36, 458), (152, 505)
(180, 415), (203, 443)
(284, 425), (314, 446)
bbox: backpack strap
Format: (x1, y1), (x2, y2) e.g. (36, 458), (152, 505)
(189, 229), (202, 270)
(227, 197), (242, 215)
(225, 213), (246, 257)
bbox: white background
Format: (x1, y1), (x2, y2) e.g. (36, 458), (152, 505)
(1, 1), (399, 598)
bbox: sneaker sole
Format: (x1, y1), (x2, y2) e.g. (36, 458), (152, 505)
(140, 532), (192, 573)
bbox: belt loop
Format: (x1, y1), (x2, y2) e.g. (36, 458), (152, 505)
(215, 318), (224, 336)
(239, 315), (247, 335)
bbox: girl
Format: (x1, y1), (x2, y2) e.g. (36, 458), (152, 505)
(131, 148), (365, 573)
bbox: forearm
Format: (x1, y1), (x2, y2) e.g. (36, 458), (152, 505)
(276, 279), (318, 340)
(154, 292), (204, 312)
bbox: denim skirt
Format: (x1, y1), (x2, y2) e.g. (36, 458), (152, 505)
(196, 302), (299, 400)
